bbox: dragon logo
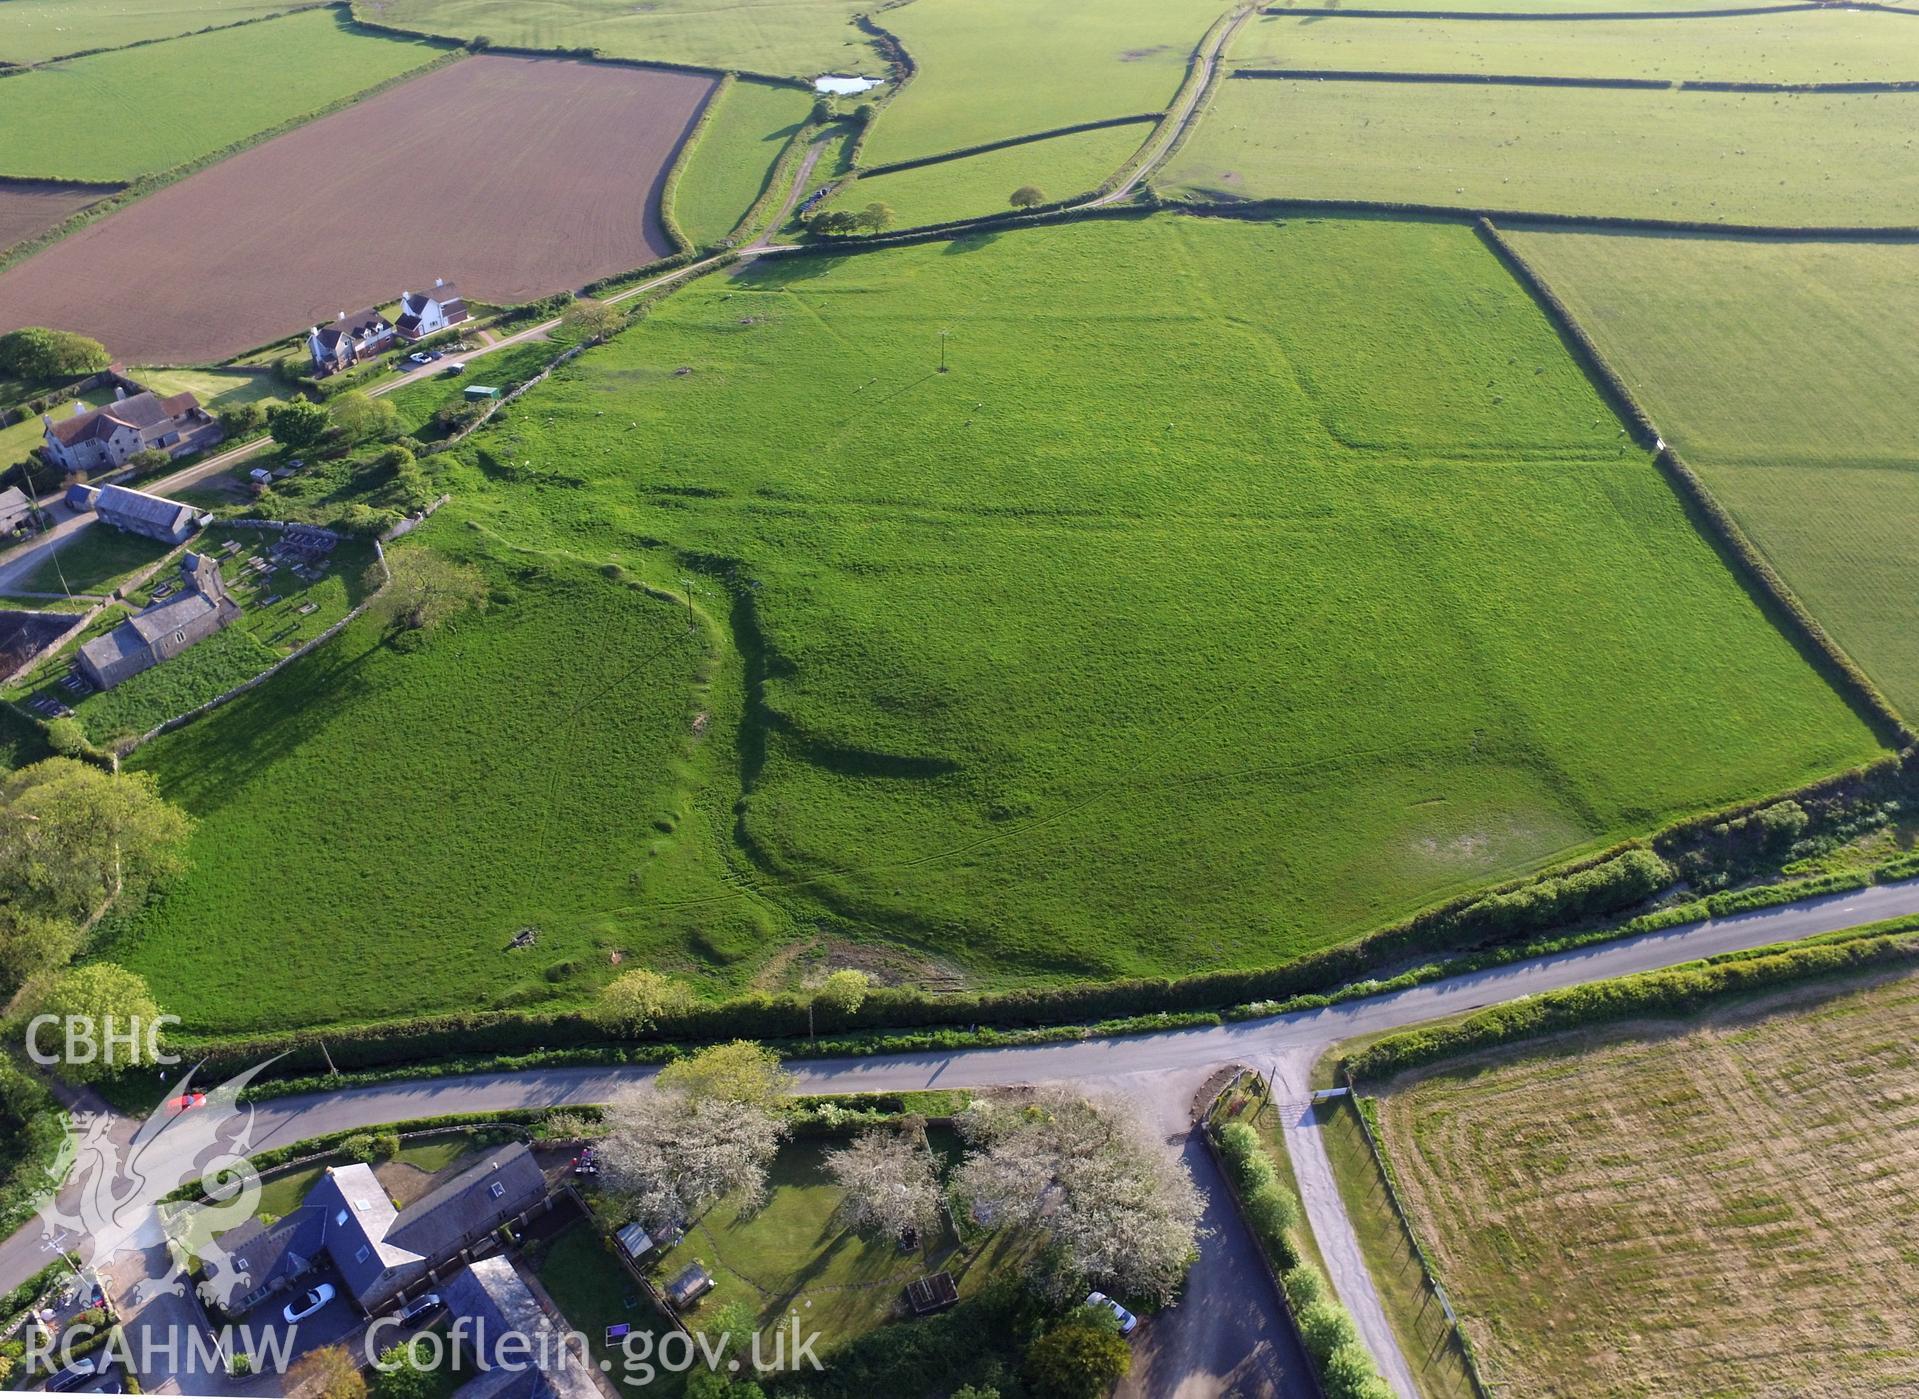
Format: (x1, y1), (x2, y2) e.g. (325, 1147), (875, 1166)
(36, 1058), (281, 1306)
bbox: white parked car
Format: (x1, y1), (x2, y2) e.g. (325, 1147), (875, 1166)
(1086, 1291), (1138, 1336)
(408, 352), (433, 365)
(283, 1283), (335, 1323)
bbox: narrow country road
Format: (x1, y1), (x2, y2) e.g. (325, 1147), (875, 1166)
(4, 876), (1912, 1395)
(1094, 2), (1254, 206)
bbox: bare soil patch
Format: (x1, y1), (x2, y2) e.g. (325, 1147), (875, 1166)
(0, 180), (110, 254)
(0, 55), (712, 363)
(1378, 967), (1919, 1397)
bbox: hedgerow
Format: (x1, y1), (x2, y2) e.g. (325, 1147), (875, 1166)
(1345, 929), (1919, 1081)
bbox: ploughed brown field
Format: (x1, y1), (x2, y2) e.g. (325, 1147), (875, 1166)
(0, 181), (112, 255)
(0, 55), (712, 363)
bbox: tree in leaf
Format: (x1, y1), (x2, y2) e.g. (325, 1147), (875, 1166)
(0, 327), (109, 380)
(1023, 1318), (1131, 1399)
(858, 202), (895, 235)
(562, 300), (630, 345)
(1009, 185), (1047, 210)
(373, 1339), (444, 1399)
(0, 758), (192, 925)
(20, 964), (165, 1082)
(596, 968), (696, 1032)
(825, 1124), (942, 1243)
(330, 390), (400, 445)
(364, 549), (487, 634)
(266, 398), (330, 452)
(658, 1040), (791, 1109)
(287, 1345), (367, 1399)
(0, 908), (82, 996)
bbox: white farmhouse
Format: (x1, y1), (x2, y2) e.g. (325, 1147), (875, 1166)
(395, 278), (469, 342)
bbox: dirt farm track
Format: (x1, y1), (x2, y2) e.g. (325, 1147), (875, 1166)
(0, 55), (711, 363)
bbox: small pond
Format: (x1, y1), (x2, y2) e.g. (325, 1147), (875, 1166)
(814, 74), (884, 94)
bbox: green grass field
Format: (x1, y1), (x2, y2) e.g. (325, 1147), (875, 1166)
(7, 525), (175, 597)
(220, 211), (1869, 1016)
(1374, 966), (1919, 1395)
(0, 414), (46, 475)
(0, 9), (443, 181)
(357, 0), (877, 77)
(1163, 79), (1919, 224)
(109, 529), (723, 1032)
(1232, 8), (1919, 82)
(673, 78), (813, 247)
(0, 0), (309, 64)
(1505, 228), (1919, 721)
(818, 122), (1150, 228)
(861, 0), (1213, 166)
(131, 367), (279, 414)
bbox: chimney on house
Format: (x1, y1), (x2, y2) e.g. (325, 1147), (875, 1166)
(338, 311), (347, 320)
(114, 386), (126, 401)
(434, 277), (444, 288)
(42, 413), (52, 430)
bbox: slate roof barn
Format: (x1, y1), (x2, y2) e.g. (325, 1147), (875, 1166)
(209, 1141), (550, 1319)
(93, 482), (204, 544)
(444, 1256), (600, 1399)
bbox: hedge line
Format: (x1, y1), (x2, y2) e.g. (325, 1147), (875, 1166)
(1136, 8), (1245, 192)
(1212, 1115), (1387, 1399)
(723, 118), (833, 248)
(1478, 217), (1914, 747)
(854, 113), (1161, 179)
(1682, 78), (1919, 92)
(655, 72), (733, 254)
(164, 845), (1674, 1086)
(1345, 928), (1919, 1080)
(844, 13), (914, 170)
(1157, 193), (1919, 242)
(1230, 68), (1669, 89)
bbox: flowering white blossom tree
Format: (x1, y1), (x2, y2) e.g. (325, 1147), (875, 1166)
(955, 1088), (1204, 1304)
(825, 1125), (943, 1242)
(597, 1082), (786, 1229)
